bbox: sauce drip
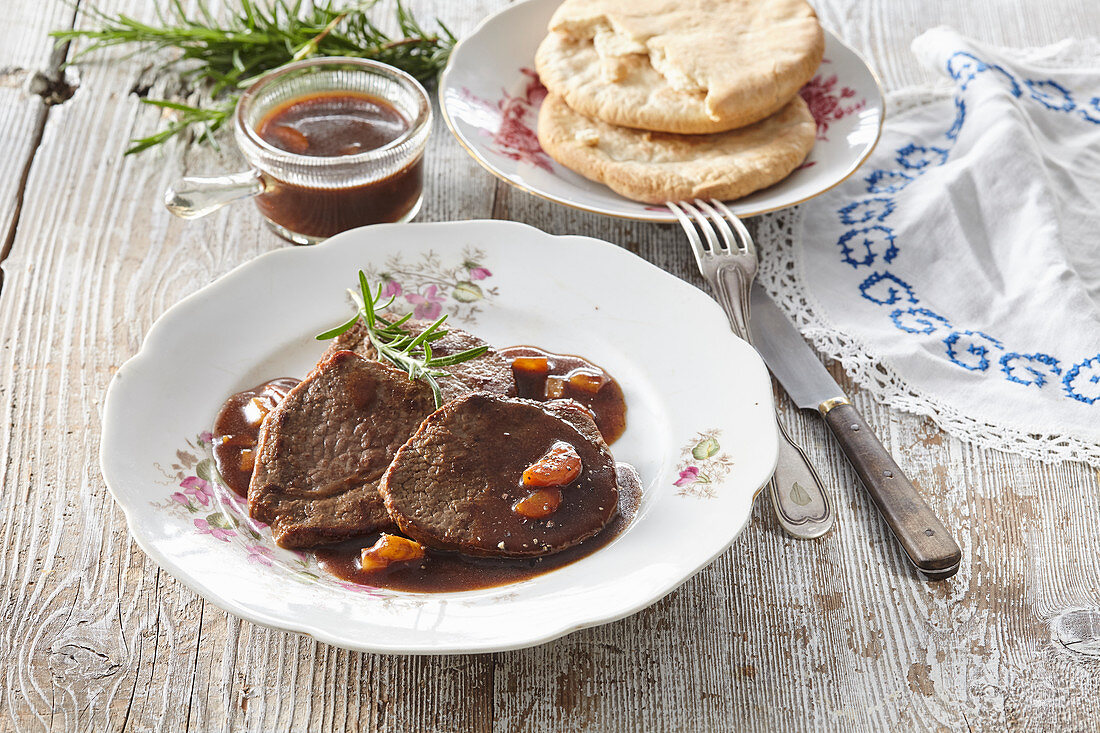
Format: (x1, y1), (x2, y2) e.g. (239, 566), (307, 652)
(499, 346), (627, 444)
(212, 377), (300, 497)
(256, 91), (408, 157)
(315, 464), (640, 593)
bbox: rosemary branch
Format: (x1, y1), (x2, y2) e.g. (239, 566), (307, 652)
(316, 271), (487, 408)
(52, 0), (456, 154)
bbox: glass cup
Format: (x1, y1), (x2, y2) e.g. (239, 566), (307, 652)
(165, 57), (431, 244)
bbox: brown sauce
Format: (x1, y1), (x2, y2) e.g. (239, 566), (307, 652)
(499, 346), (627, 444)
(315, 463), (640, 593)
(212, 378), (300, 496)
(257, 91), (408, 157)
(253, 91), (423, 239)
(211, 346), (635, 593)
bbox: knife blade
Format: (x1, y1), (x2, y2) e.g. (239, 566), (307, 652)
(749, 283), (962, 579)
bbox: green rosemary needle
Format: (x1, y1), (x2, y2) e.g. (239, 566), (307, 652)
(52, 0), (456, 154)
(316, 271), (488, 408)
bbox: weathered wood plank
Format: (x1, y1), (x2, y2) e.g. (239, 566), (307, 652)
(0, 0), (499, 730)
(0, 2), (75, 279)
(0, 0), (1098, 731)
(482, 1), (1100, 729)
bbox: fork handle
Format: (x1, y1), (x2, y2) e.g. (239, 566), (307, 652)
(769, 416), (835, 538)
(715, 264), (752, 342)
(713, 264), (834, 539)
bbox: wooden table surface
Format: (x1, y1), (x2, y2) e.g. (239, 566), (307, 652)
(2, 0), (1098, 730)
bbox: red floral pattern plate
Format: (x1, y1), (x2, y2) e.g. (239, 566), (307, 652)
(100, 221), (778, 654)
(439, 0), (885, 222)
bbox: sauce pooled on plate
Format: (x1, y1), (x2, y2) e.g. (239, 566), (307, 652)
(500, 346), (627, 444)
(210, 344), (633, 592)
(212, 377), (300, 497)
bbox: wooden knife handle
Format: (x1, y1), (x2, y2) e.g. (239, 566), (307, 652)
(823, 403), (961, 579)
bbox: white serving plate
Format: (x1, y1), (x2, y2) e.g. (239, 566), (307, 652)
(439, 0), (884, 222)
(100, 220), (777, 654)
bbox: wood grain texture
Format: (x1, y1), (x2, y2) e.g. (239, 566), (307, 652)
(0, 0), (1098, 731)
(0, 1), (75, 274)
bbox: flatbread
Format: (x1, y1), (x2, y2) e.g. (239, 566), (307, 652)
(536, 92), (815, 204)
(534, 0), (824, 134)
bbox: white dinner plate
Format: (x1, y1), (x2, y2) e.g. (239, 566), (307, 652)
(439, 0), (885, 222)
(100, 220), (778, 654)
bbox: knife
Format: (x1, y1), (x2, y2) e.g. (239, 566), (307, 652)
(749, 283), (962, 580)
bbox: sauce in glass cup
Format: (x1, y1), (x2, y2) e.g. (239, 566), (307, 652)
(165, 57), (431, 244)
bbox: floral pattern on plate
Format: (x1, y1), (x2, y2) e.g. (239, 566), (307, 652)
(363, 245), (497, 323)
(800, 59), (869, 142)
(150, 431), (388, 595)
(673, 430), (735, 499)
(458, 68), (552, 173)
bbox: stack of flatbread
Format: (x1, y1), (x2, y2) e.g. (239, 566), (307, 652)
(534, 0), (824, 204)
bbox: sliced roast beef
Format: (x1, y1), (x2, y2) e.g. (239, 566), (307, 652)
(248, 350), (437, 548)
(380, 393), (619, 558)
(322, 320), (515, 401)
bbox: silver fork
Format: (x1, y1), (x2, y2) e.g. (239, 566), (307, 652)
(669, 199), (834, 539)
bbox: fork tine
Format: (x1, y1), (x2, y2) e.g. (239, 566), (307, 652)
(667, 202), (710, 275)
(680, 201), (722, 255)
(709, 198), (757, 259)
(694, 198), (735, 253)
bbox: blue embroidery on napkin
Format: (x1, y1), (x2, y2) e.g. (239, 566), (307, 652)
(859, 272), (919, 305)
(946, 52), (1022, 97)
(944, 331), (1003, 372)
(1081, 96), (1100, 124)
(825, 47), (1098, 404)
(890, 307), (951, 335)
(837, 226), (898, 268)
(946, 52), (983, 89)
(897, 143), (949, 170)
(1026, 79), (1075, 111)
(839, 197), (895, 224)
(865, 170), (913, 194)
(1001, 352), (1061, 387)
(1064, 355), (1100, 404)
(986, 63), (1023, 97)
(946, 98), (966, 140)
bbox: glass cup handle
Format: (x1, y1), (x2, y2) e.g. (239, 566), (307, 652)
(164, 169), (266, 219)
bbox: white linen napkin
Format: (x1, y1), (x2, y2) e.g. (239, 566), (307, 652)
(758, 27), (1100, 466)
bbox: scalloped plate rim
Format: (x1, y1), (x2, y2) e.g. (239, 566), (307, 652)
(100, 220), (778, 654)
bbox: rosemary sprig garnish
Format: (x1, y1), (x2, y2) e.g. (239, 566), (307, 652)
(52, 0), (456, 154)
(316, 271), (488, 407)
(129, 98), (234, 154)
